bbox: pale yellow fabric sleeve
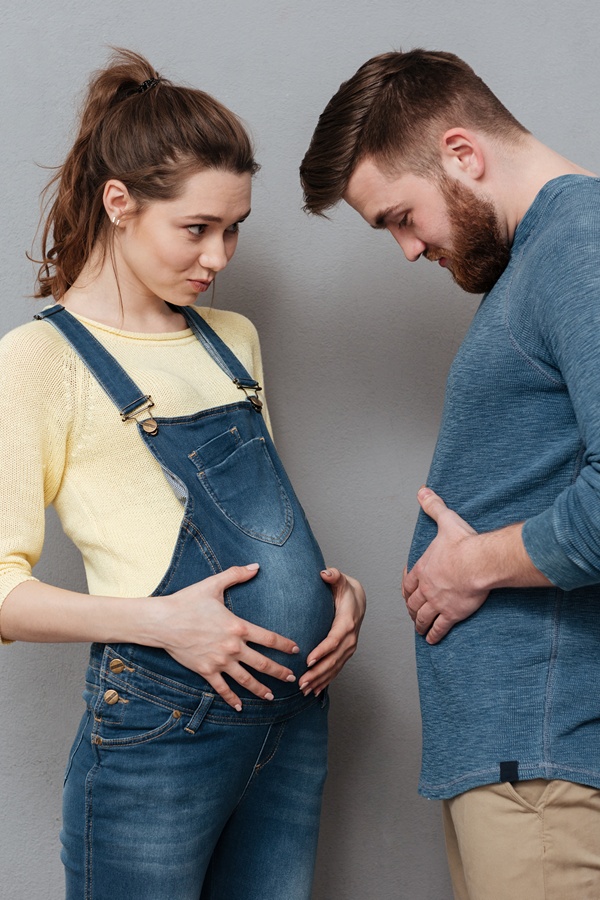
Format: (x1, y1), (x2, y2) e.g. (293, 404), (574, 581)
(0, 324), (77, 640)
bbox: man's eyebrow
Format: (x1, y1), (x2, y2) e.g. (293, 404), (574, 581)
(372, 204), (405, 229)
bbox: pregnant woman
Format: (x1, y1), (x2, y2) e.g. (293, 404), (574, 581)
(0, 48), (365, 900)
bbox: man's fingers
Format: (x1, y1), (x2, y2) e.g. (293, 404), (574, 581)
(425, 615), (453, 645)
(417, 486), (447, 522)
(414, 602), (437, 635)
(402, 565), (418, 600)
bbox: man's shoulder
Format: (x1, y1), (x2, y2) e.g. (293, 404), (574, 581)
(541, 175), (600, 232)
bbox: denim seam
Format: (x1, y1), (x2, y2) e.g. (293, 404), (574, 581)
(150, 521), (194, 595)
(203, 693), (319, 727)
(183, 521), (222, 576)
(94, 713), (180, 748)
(141, 402), (251, 428)
(102, 648), (212, 702)
(233, 723), (276, 809)
(254, 720), (286, 772)
(64, 709), (91, 786)
(84, 761), (101, 900)
(188, 425), (243, 469)
(99, 677), (198, 715)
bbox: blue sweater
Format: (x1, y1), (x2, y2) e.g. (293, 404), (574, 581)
(409, 175), (600, 799)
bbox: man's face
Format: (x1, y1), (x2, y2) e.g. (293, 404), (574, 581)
(344, 157), (510, 294)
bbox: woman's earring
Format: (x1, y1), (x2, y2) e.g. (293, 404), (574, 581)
(112, 215), (121, 227)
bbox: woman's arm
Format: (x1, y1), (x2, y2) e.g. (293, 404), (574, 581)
(299, 568), (366, 696)
(0, 568), (300, 711)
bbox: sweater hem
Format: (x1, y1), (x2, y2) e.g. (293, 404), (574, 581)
(418, 761), (600, 800)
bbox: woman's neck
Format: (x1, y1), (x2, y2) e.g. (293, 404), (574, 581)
(61, 251), (188, 333)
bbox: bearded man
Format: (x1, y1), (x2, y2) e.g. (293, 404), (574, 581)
(300, 50), (600, 900)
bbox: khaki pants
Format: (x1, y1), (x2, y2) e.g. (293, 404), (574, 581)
(443, 779), (600, 900)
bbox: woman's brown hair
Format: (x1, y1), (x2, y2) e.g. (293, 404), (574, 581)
(36, 48), (259, 299)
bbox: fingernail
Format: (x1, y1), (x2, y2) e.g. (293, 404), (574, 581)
(417, 487), (431, 499)
(299, 681), (307, 690)
(321, 569), (332, 576)
(307, 659), (316, 667)
(315, 689), (322, 698)
(265, 692), (274, 701)
(302, 688), (312, 697)
(235, 703), (242, 712)
(292, 645), (300, 654)
(246, 563), (260, 571)
(286, 674), (296, 682)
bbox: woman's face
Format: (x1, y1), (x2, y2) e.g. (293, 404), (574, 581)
(115, 168), (252, 307)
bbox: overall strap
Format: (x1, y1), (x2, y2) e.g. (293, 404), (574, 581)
(176, 305), (263, 410)
(35, 305), (156, 424)
(35, 303), (263, 420)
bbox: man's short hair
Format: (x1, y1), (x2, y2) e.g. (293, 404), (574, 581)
(300, 49), (528, 216)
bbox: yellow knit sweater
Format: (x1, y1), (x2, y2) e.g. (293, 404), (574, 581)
(0, 306), (270, 629)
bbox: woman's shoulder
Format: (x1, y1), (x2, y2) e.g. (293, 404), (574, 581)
(0, 315), (72, 355)
(196, 306), (260, 345)
(0, 317), (77, 394)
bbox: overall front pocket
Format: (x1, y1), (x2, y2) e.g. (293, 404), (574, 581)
(91, 682), (184, 749)
(190, 434), (294, 545)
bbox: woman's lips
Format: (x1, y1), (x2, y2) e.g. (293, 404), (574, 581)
(188, 280), (211, 293)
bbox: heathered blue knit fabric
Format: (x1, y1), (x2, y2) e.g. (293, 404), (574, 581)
(408, 175), (600, 799)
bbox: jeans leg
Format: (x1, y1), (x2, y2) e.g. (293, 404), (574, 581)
(61, 700), (278, 900)
(201, 694), (329, 900)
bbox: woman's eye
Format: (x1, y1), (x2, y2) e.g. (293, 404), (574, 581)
(187, 224), (206, 236)
(226, 222), (241, 234)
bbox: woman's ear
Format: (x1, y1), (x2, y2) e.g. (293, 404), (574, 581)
(440, 128), (486, 181)
(103, 180), (134, 225)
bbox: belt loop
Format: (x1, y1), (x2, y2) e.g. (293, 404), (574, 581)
(184, 694), (214, 734)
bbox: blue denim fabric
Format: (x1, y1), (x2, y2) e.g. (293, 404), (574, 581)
(38, 305), (334, 898)
(62, 646), (329, 899)
(408, 176), (600, 799)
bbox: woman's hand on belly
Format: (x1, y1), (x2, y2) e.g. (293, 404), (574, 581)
(298, 568), (366, 697)
(151, 565), (300, 710)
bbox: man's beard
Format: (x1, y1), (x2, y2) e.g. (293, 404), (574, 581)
(425, 175), (511, 294)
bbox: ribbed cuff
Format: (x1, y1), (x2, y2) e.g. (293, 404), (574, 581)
(522, 510), (593, 591)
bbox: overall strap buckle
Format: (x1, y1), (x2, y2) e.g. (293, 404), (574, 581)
(233, 378), (263, 412)
(120, 396), (159, 435)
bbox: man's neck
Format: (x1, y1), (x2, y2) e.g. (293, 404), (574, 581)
(493, 135), (597, 243)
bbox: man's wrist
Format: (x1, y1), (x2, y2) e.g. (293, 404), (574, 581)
(466, 523), (551, 592)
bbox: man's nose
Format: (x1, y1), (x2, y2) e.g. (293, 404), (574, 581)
(391, 231), (426, 262)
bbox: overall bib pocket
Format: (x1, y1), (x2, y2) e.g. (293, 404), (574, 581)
(189, 432), (294, 545)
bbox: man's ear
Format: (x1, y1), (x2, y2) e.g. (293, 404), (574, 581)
(440, 128), (485, 181)
(103, 180), (134, 225)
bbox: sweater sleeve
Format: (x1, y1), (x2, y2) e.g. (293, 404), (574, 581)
(521, 192), (600, 588)
(0, 322), (74, 639)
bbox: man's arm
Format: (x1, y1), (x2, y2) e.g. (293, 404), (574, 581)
(401, 486), (552, 644)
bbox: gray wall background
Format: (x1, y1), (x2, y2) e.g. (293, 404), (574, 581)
(1, 2), (599, 897)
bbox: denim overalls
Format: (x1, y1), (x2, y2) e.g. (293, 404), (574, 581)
(37, 304), (334, 900)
